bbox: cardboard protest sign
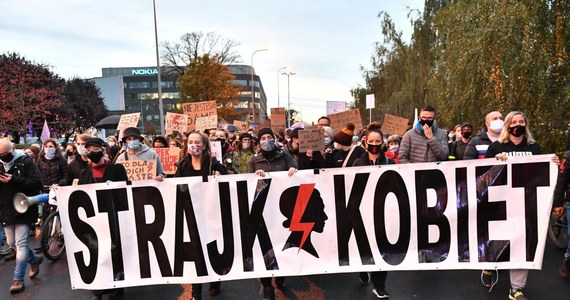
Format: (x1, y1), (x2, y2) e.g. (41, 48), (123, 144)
(182, 100), (217, 131)
(328, 109), (363, 132)
(154, 147), (180, 175)
(117, 160), (156, 181)
(117, 113), (140, 131)
(382, 114), (409, 136)
(195, 115), (218, 132)
(165, 113), (188, 134)
(298, 129), (325, 153)
(210, 140), (222, 162)
(270, 108), (287, 132)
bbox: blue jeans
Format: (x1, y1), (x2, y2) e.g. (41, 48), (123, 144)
(566, 206), (570, 259)
(5, 224), (39, 281)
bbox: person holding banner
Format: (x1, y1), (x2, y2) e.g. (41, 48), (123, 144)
(0, 138), (43, 294)
(284, 128), (325, 170)
(484, 111), (546, 300)
(248, 127), (297, 300)
(212, 129), (234, 173)
(174, 131), (227, 299)
(76, 137), (128, 299)
(351, 129), (395, 299)
(232, 133), (255, 174)
(398, 105), (448, 164)
(115, 127), (166, 181)
(463, 111), (504, 160)
(553, 150), (570, 278)
(326, 123), (366, 168)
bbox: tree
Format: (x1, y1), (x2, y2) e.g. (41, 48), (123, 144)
(161, 31), (241, 76)
(177, 54), (241, 122)
(57, 77), (109, 141)
(0, 52), (65, 137)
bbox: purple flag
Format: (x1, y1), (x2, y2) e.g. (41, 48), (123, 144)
(40, 120), (51, 143)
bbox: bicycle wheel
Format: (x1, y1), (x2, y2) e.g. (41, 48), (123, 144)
(548, 212), (569, 250)
(41, 211), (65, 261)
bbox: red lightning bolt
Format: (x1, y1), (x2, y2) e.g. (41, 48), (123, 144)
(147, 162), (154, 173)
(290, 183), (315, 253)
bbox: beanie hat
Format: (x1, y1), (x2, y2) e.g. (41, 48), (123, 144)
(257, 127), (275, 140)
(334, 123), (355, 146)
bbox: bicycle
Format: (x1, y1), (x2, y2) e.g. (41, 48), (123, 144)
(40, 187), (65, 261)
(549, 202), (569, 250)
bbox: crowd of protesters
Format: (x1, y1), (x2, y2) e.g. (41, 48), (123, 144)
(0, 105), (568, 300)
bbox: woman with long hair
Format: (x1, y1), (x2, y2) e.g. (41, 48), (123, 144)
(232, 132), (255, 174)
(175, 131), (227, 299)
(36, 138), (68, 187)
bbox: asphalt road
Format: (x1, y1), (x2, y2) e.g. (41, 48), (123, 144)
(1, 233), (570, 300)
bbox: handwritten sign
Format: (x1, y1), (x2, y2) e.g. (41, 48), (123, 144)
(195, 115), (218, 132)
(117, 160), (156, 181)
(117, 113), (140, 131)
(298, 129), (325, 153)
(182, 100), (217, 131)
(165, 113), (188, 134)
(382, 114), (409, 136)
(210, 140), (222, 162)
(155, 147), (180, 175)
(328, 109), (363, 133)
(270, 108), (286, 132)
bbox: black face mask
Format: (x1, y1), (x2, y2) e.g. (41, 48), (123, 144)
(367, 144), (383, 154)
(0, 152), (14, 163)
(66, 151), (74, 157)
(462, 131), (472, 139)
(419, 119), (434, 127)
(508, 125), (526, 137)
(87, 151), (104, 163)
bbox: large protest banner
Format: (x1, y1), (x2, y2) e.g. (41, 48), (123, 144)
(57, 156), (556, 290)
(182, 100), (217, 131)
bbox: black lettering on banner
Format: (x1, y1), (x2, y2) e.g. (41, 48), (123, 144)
(476, 165), (509, 262)
(69, 190), (98, 284)
(455, 167), (470, 262)
(374, 170), (411, 265)
(512, 162), (550, 261)
(334, 173), (374, 266)
(97, 188), (129, 281)
(415, 169), (451, 263)
(207, 182), (235, 275)
(132, 186), (173, 278)
(237, 180), (278, 272)
(173, 184), (208, 276)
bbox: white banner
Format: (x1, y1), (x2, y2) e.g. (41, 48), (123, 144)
(326, 101), (346, 115)
(57, 155), (557, 290)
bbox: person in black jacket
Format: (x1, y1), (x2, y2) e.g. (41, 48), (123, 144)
(175, 131), (226, 300)
(283, 128), (325, 170)
(553, 150), (570, 277)
(0, 138), (43, 293)
(36, 138), (68, 187)
(66, 134), (91, 186)
(77, 138), (128, 299)
(351, 129), (394, 299)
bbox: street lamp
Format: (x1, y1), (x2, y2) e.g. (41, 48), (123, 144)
(153, 0), (165, 135)
(250, 49), (268, 125)
(282, 71), (296, 128)
(277, 66), (287, 108)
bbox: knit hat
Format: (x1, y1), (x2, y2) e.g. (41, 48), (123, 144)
(334, 123), (355, 146)
(257, 127), (275, 140)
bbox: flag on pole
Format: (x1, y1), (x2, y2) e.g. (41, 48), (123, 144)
(40, 120), (51, 143)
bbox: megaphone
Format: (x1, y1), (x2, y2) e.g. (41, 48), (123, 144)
(13, 193), (49, 214)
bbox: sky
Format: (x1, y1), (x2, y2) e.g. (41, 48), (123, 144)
(0, 0), (424, 124)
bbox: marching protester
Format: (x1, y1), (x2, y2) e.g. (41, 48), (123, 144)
(0, 138), (43, 294)
(232, 132), (255, 174)
(448, 123), (473, 160)
(152, 136), (168, 148)
(106, 135), (120, 161)
(115, 127), (166, 180)
(351, 129), (395, 299)
(464, 111), (504, 160)
(553, 148), (570, 278)
(384, 135), (400, 164)
(322, 125), (335, 153)
(317, 116), (331, 129)
(248, 127), (297, 300)
(24, 144), (40, 163)
(76, 137), (128, 300)
(283, 128), (326, 170)
(66, 134), (92, 185)
(212, 129), (234, 173)
(398, 105), (448, 163)
(174, 131), (227, 300)
(484, 111), (556, 300)
(64, 143), (77, 164)
(36, 138), (68, 187)
(326, 123), (366, 168)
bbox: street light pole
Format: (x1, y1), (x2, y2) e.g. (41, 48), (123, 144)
(250, 49), (268, 125)
(153, 0), (165, 135)
(277, 66), (287, 108)
(282, 71), (296, 128)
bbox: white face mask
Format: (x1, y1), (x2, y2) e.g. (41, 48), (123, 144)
(108, 142), (116, 147)
(488, 120), (504, 133)
(77, 145), (86, 156)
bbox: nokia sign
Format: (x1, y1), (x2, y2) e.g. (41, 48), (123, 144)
(131, 68), (158, 75)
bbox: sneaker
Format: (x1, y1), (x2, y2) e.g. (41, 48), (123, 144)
(508, 288), (527, 300)
(560, 258), (570, 278)
(372, 287), (390, 299)
(262, 286), (275, 300)
(29, 256), (43, 279)
(9, 280), (24, 293)
(481, 270), (494, 287)
(275, 276), (285, 288)
(4, 248), (16, 261)
(359, 272), (371, 284)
